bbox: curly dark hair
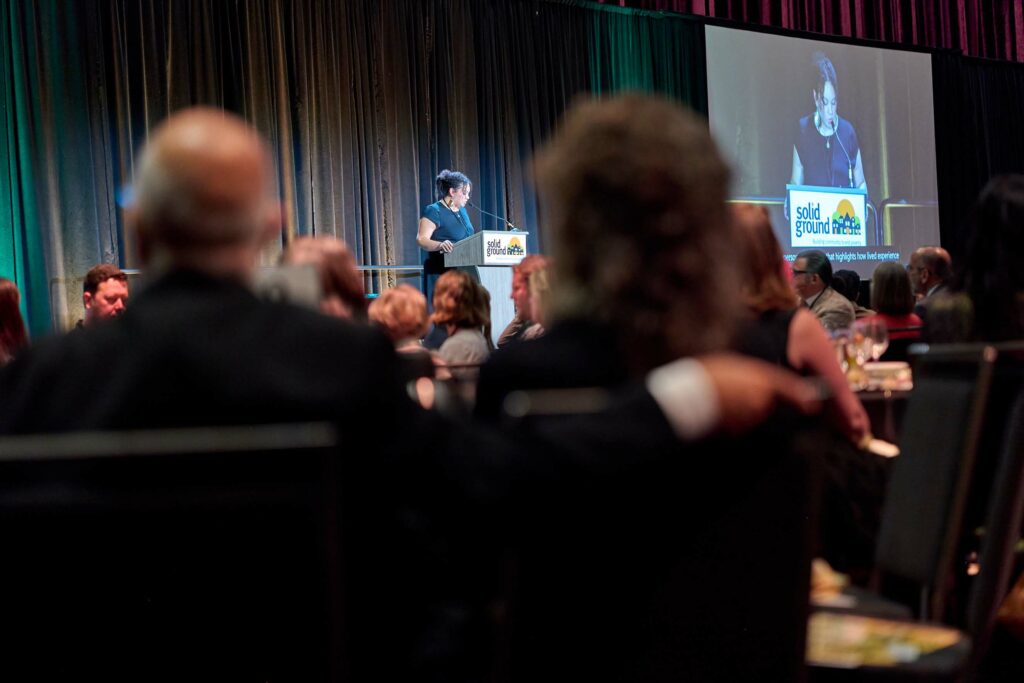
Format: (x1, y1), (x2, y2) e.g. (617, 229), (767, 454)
(811, 52), (838, 98)
(435, 169), (471, 201)
(534, 93), (737, 372)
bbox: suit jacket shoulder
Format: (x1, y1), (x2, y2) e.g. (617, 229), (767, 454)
(811, 287), (856, 332)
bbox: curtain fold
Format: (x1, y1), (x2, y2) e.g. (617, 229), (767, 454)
(1, 1), (53, 337)
(932, 52), (1024, 259)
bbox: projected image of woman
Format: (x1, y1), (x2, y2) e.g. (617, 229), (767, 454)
(790, 52), (867, 192)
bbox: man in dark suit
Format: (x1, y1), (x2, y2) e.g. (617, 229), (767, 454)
(908, 245), (952, 320)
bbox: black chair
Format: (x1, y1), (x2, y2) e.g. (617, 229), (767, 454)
(965, 389), (1024, 676)
(879, 330), (923, 363)
(873, 345), (998, 621)
(0, 423), (349, 681)
(808, 345), (1004, 682)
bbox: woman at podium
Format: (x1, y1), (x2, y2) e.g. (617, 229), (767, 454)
(418, 169), (475, 306)
(790, 52), (866, 191)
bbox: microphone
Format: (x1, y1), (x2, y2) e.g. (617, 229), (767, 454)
(830, 117), (855, 188)
(469, 200), (517, 231)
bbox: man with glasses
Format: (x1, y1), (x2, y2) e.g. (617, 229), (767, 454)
(791, 249), (855, 332)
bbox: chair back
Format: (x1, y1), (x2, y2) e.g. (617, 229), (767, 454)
(965, 344), (1024, 664)
(880, 334), (920, 362)
(875, 344), (998, 620)
(0, 423), (348, 680)
(496, 397), (823, 682)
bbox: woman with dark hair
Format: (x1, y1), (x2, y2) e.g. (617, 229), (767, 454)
(790, 52), (867, 191)
(864, 262), (922, 341)
(417, 169), (475, 306)
(734, 204), (869, 444)
(0, 278), (29, 366)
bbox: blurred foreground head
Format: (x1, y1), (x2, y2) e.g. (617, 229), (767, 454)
(129, 107), (280, 277)
(961, 174), (1024, 341)
(534, 93), (737, 371)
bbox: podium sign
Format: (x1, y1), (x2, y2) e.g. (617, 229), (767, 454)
(787, 185), (867, 249)
(444, 230), (528, 267)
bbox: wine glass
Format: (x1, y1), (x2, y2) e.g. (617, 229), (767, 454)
(855, 319), (889, 362)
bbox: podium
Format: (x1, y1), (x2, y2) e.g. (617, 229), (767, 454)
(445, 230), (529, 346)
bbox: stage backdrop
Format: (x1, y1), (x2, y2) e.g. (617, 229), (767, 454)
(0, 0), (705, 334)
(6, 0), (1024, 334)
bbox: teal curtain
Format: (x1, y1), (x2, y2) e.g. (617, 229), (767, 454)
(586, 4), (706, 112)
(1, 0), (707, 333)
(1, 1), (51, 338)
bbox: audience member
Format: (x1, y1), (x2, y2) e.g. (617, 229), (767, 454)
(474, 94), (824, 681)
(792, 249), (855, 332)
(953, 175), (1024, 341)
(521, 260), (550, 340)
(79, 263), (129, 326)
(866, 262), (922, 340)
(280, 235), (367, 321)
(733, 205), (869, 444)
(907, 245), (952, 320)
(496, 254), (549, 348)
(0, 278), (28, 366)
(369, 284), (430, 351)
(833, 269), (875, 319)
(734, 206), (886, 578)
(432, 270), (492, 398)
(368, 284), (437, 388)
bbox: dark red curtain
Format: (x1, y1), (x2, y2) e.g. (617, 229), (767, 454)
(596, 1), (1024, 62)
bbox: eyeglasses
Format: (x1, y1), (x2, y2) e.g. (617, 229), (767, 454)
(792, 269), (811, 275)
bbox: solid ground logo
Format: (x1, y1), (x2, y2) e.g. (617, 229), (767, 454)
(486, 237), (525, 257)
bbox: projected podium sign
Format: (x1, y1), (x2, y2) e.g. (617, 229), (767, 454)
(787, 185), (867, 249)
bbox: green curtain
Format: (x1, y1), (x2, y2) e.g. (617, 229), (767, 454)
(1, 1), (51, 338)
(1, 0), (707, 333)
(586, 3), (706, 111)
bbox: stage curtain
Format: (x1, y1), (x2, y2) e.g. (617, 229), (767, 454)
(932, 52), (1024, 258)
(0, 0), (705, 332)
(0, 2), (55, 337)
(596, 1), (1024, 62)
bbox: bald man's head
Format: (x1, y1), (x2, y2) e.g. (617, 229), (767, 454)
(131, 107), (279, 272)
(908, 245), (952, 295)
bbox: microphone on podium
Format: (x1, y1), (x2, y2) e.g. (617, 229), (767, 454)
(469, 200), (518, 231)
